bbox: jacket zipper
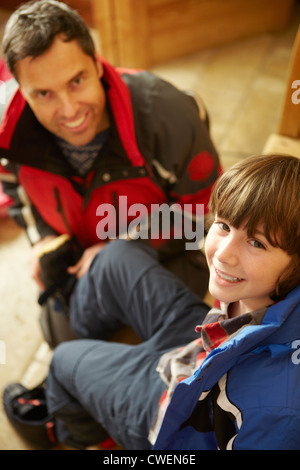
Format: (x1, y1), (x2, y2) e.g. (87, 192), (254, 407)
(54, 186), (73, 235)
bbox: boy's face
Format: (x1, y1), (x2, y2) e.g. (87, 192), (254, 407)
(16, 36), (108, 146)
(205, 217), (292, 316)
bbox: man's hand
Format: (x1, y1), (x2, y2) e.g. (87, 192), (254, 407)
(30, 237), (106, 290)
(67, 242), (106, 279)
(29, 235), (57, 290)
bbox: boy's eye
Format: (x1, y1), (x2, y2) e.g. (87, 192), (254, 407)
(216, 221), (230, 232)
(250, 239), (265, 249)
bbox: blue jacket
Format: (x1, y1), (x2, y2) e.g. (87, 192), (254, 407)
(153, 285), (300, 450)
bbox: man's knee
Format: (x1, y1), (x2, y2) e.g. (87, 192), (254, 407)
(91, 239), (126, 269)
(88, 240), (128, 284)
(49, 341), (72, 379)
(49, 340), (96, 385)
(100, 239), (155, 261)
(90, 240), (157, 280)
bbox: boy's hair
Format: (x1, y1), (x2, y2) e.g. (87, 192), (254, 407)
(1, 0), (95, 80)
(209, 154), (300, 300)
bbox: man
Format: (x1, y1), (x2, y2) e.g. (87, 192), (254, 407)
(0, 0), (220, 346)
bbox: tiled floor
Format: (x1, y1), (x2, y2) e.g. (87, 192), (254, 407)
(0, 5), (299, 450)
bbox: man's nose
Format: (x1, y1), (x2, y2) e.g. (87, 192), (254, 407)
(59, 92), (78, 117)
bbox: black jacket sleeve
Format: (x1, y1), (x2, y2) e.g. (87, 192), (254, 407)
(123, 71), (220, 204)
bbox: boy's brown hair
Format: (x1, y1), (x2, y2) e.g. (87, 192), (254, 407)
(208, 154), (300, 300)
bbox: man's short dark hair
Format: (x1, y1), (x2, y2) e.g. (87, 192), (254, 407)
(2, 0), (96, 80)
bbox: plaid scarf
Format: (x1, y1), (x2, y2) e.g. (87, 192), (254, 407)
(55, 130), (109, 176)
(148, 302), (266, 444)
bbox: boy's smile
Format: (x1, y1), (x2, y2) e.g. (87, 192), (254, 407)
(205, 218), (292, 317)
(214, 267), (244, 284)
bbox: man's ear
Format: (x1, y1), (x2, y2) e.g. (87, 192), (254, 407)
(95, 57), (103, 79)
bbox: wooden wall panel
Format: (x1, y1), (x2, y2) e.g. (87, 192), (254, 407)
(2, 0), (295, 69)
(91, 0), (296, 68)
(148, 0), (296, 65)
(90, 0), (117, 62)
(112, 0), (149, 68)
(91, 0), (150, 68)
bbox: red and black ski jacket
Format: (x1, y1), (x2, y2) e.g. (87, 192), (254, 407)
(0, 57), (221, 248)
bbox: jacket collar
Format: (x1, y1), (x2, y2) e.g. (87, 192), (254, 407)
(0, 57), (148, 173)
(194, 286), (300, 388)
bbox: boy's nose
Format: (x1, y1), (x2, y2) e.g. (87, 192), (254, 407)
(215, 238), (238, 266)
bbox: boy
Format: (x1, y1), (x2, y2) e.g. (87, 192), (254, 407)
(4, 154), (300, 450)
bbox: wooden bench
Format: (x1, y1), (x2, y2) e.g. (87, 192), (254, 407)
(263, 26), (300, 156)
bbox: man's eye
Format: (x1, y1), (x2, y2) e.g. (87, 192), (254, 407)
(72, 77), (83, 87)
(37, 90), (50, 99)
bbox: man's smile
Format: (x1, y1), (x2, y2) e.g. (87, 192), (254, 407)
(63, 111), (89, 131)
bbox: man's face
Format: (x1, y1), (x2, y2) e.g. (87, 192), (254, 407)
(16, 36), (108, 146)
